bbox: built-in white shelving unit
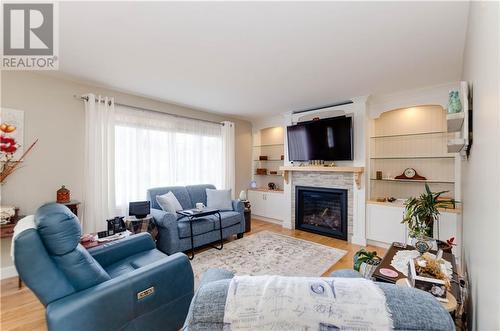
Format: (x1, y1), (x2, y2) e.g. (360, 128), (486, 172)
(366, 85), (463, 264)
(369, 105), (456, 200)
(251, 127), (285, 190)
(249, 126), (286, 223)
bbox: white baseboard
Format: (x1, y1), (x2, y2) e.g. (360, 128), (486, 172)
(350, 235), (367, 247)
(252, 216), (283, 226)
(366, 239), (392, 250)
(1, 265), (18, 280)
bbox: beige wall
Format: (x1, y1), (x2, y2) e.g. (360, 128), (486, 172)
(0, 71), (252, 271)
(460, 2), (500, 330)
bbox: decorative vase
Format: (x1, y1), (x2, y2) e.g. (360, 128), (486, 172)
(56, 185), (70, 203)
(447, 90), (462, 114)
(353, 249), (382, 279)
(412, 236), (433, 255)
(359, 259), (381, 279)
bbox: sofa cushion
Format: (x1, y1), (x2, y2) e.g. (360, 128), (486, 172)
(104, 249), (168, 278)
(157, 191), (183, 215)
(186, 184), (216, 207)
(177, 217), (215, 239)
(148, 186), (193, 210)
(206, 189), (232, 211)
(213, 211), (241, 229)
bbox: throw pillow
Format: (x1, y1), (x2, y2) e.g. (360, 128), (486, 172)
(206, 189), (232, 211)
(156, 191), (183, 215)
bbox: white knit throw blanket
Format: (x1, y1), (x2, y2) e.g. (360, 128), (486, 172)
(224, 275), (393, 331)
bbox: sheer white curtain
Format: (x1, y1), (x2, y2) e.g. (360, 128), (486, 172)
(114, 105), (224, 215)
(221, 121), (235, 198)
(82, 94), (116, 233)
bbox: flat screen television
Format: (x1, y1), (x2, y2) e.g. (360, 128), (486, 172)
(287, 116), (353, 161)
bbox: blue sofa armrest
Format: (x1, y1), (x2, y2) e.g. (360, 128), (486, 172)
(151, 208), (180, 254)
(88, 233), (155, 268)
(232, 200), (244, 213)
(46, 253), (194, 331)
(151, 208), (178, 228)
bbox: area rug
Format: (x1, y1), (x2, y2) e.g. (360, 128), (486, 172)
(190, 230), (347, 286)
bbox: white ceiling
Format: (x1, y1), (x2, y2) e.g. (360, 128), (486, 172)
(57, 1), (469, 120)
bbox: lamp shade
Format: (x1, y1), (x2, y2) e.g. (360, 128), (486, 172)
(239, 190), (247, 201)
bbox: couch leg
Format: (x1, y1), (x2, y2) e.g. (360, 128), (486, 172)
(237, 233), (244, 239)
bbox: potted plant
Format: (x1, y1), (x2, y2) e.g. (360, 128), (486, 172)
(353, 249), (382, 279)
(401, 184), (452, 254)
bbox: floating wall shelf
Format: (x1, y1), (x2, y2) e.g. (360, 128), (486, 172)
(370, 156), (455, 160)
(447, 138), (466, 153)
(370, 131), (447, 139)
(446, 112), (465, 132)
(252, 144), (284, 148)
(370, 178), (455, 184)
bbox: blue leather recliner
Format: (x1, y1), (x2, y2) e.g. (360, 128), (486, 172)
(13, 203), (194, 331)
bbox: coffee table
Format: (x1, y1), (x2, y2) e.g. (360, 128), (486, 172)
(373, 243), (460, 306)
(177, 208), (223, 260)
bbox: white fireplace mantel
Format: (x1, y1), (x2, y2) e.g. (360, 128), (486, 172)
(279, 166), (365, 189)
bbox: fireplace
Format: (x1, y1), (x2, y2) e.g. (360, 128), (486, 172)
(295, 186), (348, 240)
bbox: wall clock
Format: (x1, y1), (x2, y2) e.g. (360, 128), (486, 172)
(395, 168), (426, 180)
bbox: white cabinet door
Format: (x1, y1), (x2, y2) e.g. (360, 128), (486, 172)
(366, 204), (406, 244)
(264, 192), (285, 221)
(247, 190), (266, 217)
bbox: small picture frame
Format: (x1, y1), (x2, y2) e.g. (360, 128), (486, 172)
(408, 258), (448, 302)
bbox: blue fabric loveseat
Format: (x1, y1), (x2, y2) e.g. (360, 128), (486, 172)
(147, 184), (245, 255)
(13, 203), (194, 331)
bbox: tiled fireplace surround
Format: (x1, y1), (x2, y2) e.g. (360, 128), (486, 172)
(291, 171), (354, 241)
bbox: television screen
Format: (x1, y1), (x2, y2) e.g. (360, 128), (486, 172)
(287, 116), (353, 161)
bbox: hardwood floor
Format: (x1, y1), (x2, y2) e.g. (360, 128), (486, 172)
(0, 218), (385, 331)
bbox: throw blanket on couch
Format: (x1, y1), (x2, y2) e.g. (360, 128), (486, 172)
(223, 275), (393, 331)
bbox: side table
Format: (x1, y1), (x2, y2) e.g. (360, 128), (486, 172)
(1, 218), (20, 238)
(373, 242), (461, 309)
(124, 215), (157, 239)
(57, 200), (81, 217)
(243, 200), (251, 233)
(1, 215), (23, 289)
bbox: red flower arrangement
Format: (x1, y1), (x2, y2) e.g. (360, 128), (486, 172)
(0, 123), (37, 184)
(1, 136), (18, 154)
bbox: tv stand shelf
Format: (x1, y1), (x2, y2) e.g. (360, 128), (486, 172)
(279, 166), (364, 188)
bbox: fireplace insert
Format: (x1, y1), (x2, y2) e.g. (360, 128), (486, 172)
(295, 186), (348, 240)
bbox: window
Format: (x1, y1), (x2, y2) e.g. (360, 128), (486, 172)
(113, 105), (223, 214)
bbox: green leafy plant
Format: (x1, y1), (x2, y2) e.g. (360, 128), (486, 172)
(402, 184), (451, 238)
(353, 249), (381, 271)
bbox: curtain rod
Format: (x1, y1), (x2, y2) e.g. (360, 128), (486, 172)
(74, 95), (224, 126)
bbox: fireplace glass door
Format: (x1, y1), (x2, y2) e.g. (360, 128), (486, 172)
(295, 186), (348, 240)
